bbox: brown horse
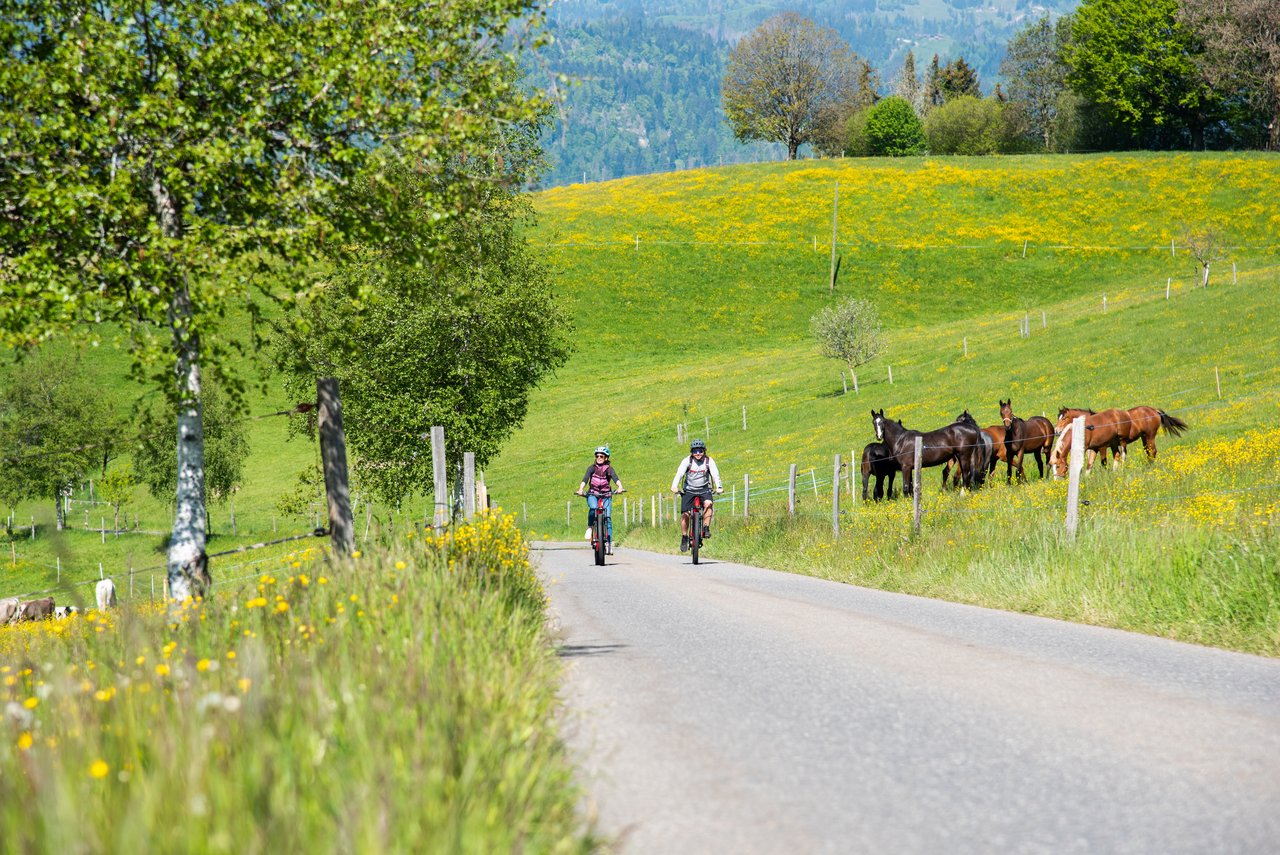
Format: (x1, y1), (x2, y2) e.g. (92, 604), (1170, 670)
(860, 442), (898, 501)
(999, 400), (1055, 482)
(1114, 406), (1190, 461)
(1049, 407), (1108, 472)
(1051, 408), (1130, 477)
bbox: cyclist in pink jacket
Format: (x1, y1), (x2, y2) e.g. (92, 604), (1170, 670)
(576, 445), (624, 545)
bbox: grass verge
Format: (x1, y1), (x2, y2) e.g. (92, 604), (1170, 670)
(0, 512), (597, 854)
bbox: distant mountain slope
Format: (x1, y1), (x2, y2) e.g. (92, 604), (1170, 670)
(532, 0), (1079, 186)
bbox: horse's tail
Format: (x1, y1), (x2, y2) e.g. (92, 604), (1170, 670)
(1159, 411), (1189, 437)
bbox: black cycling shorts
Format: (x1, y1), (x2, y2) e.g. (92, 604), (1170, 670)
(680, 491), (713, 515)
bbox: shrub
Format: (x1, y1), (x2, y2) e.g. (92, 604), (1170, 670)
(924, 96), (1014, 155)
(864, 96), (926, 156)
(844, 108), (872, 156)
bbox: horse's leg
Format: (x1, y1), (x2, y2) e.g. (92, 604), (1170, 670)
(887, 469), (897, 499)
(1033, 448), (1045, 479)
(1013, 448), (1027, 483)
(1144, 431), (1158, 460)
(872, 473), (883, 501)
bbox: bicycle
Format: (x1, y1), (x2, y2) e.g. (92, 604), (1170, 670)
(577, 489), (624, 566)
(681, 492), (710, 565)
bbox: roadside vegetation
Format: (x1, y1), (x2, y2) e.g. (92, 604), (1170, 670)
(0, 513), (595, 853)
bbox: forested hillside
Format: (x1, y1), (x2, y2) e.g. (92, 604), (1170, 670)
(533, 0), (1078, 185)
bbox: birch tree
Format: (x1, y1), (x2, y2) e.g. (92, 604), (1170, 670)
(0, 0), (550, 602)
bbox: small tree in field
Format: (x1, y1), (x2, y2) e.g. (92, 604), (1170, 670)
(99, 463), (137, 532)
(811, 299), (883, 382)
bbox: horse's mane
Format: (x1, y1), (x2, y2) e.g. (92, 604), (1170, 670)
(1058, 406), (1096, 416)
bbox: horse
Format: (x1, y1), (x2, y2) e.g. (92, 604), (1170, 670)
(999, 399), (1055, 482)
(954, 411), (992, 489)
(1049, 407), (1109, 472)
(860, 442), (898, 501)
(1051, 408), (1130, 477)
(1113, 406), (1189, 462)
(872, 409), (984, 494)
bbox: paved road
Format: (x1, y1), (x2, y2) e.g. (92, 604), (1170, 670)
(535, 542), (1280, 854)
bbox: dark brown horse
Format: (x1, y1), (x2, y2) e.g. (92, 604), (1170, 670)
(860, 442), (898, 501)
(943, 424), (1005, 488)
(999, 399), (1055, 482)
(872, 409), (984, 494)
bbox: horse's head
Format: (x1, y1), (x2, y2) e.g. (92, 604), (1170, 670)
(871, 408), (885, 441)
(955, 410), (977, 428)
(1000, 399), (1013, 427)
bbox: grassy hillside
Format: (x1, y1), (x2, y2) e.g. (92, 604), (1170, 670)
(4, 153), (1278, 651)
(493, 153), (1279, 521)
(489, 153), (1280, 653)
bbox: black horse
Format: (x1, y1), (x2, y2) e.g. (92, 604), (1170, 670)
(860, 442), (898, 501)
(872, 409), (986, 495)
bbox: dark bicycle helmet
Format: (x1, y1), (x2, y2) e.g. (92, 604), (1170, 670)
(690, 439), (706, 453)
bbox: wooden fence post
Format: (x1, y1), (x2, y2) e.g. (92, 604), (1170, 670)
(743, 474), (750, 518)
(912, 437), (923, 535)
(788, 464), (797, 516)
(317, 377), (355, 556)
(1215, 367), (1221, 399)
(888, 365), (894, 385)
(1065, 416), (1085, 538)
(463, 451), (476, 520)
(431, 425), (447, 534)
(830, 182), (839, 293)
(742, 406), (747, 430)
(832, 454), (841, 538)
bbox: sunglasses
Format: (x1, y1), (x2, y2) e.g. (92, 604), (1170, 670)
(595, 453), (607, 458)
(691, 450), (705, 455)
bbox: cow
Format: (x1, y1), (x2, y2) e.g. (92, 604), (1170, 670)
(96, 578), (117, 610)
(16, 597), (55, 622)
(0, 597), (19, 625)
(54, 605), (80, 619)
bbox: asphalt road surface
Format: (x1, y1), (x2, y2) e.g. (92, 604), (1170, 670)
(535, 542), (1280, 854)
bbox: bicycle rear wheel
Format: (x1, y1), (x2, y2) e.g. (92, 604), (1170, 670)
(593, 512), (607, 566)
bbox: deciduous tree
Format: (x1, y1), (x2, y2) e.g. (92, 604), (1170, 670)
(1178, 0), (1280, 150)
(722, 13), (862, 159)
(1002, 16), (1073, 150)
(811, 299), (883, 379)
(274, 174), (572, 507)
(0, 352), (114, 531)
(1063, 0), (1218, 148)
(0, 0), (550, 600)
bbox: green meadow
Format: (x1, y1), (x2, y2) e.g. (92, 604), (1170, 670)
(3, 152), (1279, 651)
(498, 153), (1280, 655)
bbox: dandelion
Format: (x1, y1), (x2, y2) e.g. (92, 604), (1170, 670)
(23, 697), (37, 710)
(16, 732), (33, 751)
(394, 560), (407, 570)
(156, 664), (170, 677)
(88, 760), (110, 779)
(196, 659), (211, 672)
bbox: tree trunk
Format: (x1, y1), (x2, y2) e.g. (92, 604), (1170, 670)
(317, 377), (355, 556)
(55, 493), (65, 532)
(166, 283), (209, 604)
(787, 139), (799, 160)
(150, 170), (209, 604)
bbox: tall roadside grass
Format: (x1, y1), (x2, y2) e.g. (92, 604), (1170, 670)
(0, 512), (596, 854)
(623, 427), (1280, 657)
